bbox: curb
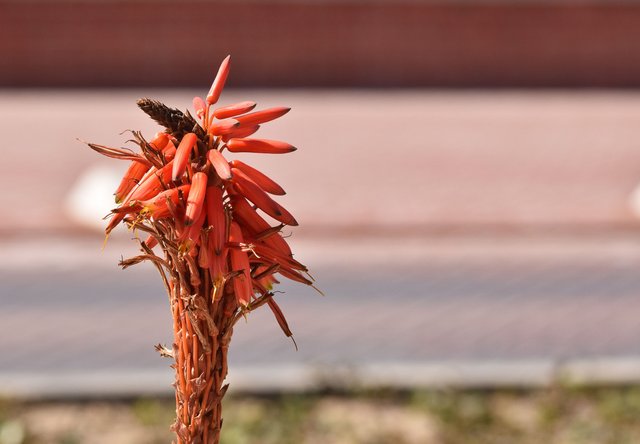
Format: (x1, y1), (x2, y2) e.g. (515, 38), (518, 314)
(4, 358), (640, 400)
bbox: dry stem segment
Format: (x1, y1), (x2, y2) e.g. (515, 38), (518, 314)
(122, 218), (256, 444)
(168, 271), (237, 443)
(84, 141), (152, 165)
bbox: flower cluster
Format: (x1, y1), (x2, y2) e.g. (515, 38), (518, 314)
(94, 55), (312, 311)
(88, 55), (314, 442)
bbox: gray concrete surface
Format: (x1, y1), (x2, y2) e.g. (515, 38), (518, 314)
(3, 234), (640, 398)
(2, 90), (640, 397)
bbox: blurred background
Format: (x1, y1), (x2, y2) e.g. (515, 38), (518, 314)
(3, 0), (640, 443)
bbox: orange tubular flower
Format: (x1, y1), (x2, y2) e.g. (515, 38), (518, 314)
(230, 195), (293, 257)
(149, 132), (171, 152)
(189, 209), (207, 240)
(229, 159), (285, 195)
(231, 168), (298, 226)
(192, 97), (206, 119)
(235, 106), (290, 125)
(161, 141), (177, 162)
(86, 55), (313, 444)
(184, 172), (207, 225)
(114, 159), (151, 203)
(172, 132), (198, 182)
(226, 138), (296, 154)
(144, 234), (159, 249)
(222, 124), (260, 142)
(208, 118), (240, 136)
(206, 55), (230, 105)
(213, 101), (256, 119)
(228, 221), (252, 306)
(207, 149), (232, 181)
(128, 161), (174, 202)
(139, 184), (191, 219)
(205, 184), (227, 255)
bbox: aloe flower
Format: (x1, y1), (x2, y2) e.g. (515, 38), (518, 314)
(87, 55), (313, 444)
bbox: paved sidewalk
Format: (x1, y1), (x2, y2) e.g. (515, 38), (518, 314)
(3, 89), (640, 233)
(2, 234), (640, 398)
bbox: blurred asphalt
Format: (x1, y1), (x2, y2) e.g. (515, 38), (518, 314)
(2, 89), (640, 397)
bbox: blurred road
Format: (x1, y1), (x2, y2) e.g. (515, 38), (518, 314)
(3, 235), (640, 397)
(2, 89), (640, 397)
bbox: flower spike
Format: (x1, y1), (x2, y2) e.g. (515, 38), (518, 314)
(85, 55), (314, 444)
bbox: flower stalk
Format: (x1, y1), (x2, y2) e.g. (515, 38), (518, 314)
(87, 55), (312, 444)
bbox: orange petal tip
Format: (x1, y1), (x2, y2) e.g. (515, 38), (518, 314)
(206, 55), (231, 106)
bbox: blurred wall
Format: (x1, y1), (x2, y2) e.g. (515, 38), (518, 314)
(3, 0), (640, 88)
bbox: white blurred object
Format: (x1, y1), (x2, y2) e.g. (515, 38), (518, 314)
(629, 184), (640, 219)
(64, 165), (122, 231)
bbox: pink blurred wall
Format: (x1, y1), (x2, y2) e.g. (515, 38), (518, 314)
(3, 1), (640, 87)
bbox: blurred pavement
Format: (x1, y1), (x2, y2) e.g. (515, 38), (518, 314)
(2, 89), (640, 397)
(4, 89), (640, 233)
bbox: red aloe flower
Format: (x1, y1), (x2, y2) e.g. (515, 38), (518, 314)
(86, 55), (313, 444)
